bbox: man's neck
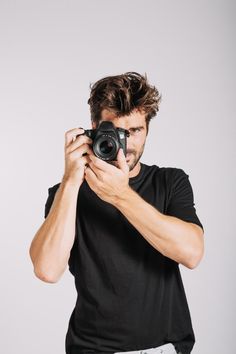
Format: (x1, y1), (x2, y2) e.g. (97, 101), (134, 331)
(129, 162), (141, 178)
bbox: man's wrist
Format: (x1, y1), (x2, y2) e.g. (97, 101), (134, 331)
(114, 185), (135, 208)
(61, 175), (81, 193)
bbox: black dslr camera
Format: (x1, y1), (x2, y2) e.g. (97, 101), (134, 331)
(78, 121), (130, 161)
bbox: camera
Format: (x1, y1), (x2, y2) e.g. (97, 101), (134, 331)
(78, 121), (130, 161)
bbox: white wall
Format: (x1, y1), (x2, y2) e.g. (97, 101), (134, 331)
(0, 1), (235, 353)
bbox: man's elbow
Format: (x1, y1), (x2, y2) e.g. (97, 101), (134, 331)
(33, 268), (61, 283)
(187, 245), (205, 269)
(187, 257), (202, 270)
(187, 225), (205, 269)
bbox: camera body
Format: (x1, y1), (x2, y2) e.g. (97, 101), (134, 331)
(79, 121), (130, 161)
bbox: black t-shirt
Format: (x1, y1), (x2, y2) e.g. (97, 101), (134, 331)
(44, 162), (204, 354)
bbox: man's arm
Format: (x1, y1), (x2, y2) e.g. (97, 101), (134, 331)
(84, 150), (204, 269)
(29, 179), (79, 283)
(114, 186), (204, 269)
(29, 127), (92, 283)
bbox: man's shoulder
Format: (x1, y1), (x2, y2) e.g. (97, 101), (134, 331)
(144, 165), (191, 191)
(144, 163), (185, 177)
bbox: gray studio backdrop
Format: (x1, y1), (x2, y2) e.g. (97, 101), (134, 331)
(0, 1), (235, 353)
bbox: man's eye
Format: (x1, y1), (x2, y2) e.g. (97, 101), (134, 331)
(132, 128), (141, 132)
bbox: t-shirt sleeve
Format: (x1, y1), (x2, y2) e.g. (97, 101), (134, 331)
(166, 168), (204, 232)
(44, 183), (61, 219)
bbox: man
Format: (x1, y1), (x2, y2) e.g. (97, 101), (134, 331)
(29, 72), (204, 354)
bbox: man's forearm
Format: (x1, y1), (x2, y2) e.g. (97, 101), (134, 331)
(114, 186), (204, 269)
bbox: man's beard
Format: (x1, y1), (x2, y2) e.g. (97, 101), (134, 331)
(107, 143), (145, 170)
(126, 143), (145, 172)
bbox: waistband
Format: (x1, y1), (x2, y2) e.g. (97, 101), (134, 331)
(114, 343), (176, 354)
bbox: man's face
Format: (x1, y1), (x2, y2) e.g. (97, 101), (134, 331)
(92, 108), (148, 172)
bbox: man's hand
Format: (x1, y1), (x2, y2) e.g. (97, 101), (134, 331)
(84, 148), (130, 205)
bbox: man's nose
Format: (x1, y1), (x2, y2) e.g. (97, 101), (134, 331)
(126, 138), (134, 152)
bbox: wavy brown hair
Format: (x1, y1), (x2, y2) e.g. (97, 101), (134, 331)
(87, 71), (162, 134)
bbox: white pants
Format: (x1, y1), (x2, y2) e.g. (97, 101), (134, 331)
(114, 343), (178, 354)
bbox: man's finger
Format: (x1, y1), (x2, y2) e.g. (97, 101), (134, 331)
(65, 127), (84, 148)
(89, 154), (116, 172)
(84, 166), (99, 188)
(88, 161), (104, 180)
(117, 148), (129, 173)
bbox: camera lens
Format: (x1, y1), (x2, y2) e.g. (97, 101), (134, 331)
(94, 135), (118, 160)
(100, 140), (114, 155)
